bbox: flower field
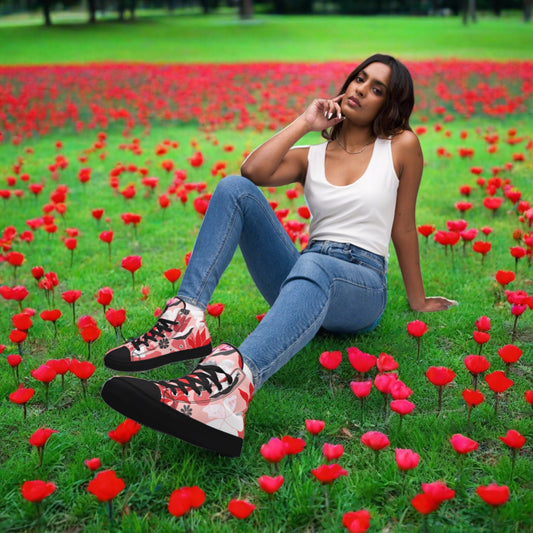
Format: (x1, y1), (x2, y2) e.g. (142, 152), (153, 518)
(0, 60), (532, 532)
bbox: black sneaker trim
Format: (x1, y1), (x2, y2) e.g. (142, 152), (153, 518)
(100, 376), (243, 457)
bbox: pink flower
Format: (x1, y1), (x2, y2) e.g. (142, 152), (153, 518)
(450, 433), (478, 454)
(319, 350), (342, 370)
(305, 419), (325, 435)
(360, 431), (390, 451)
(257, 475), (284, 494)
(322, 442), (344, 462)
(260, 437), (288, 463)
(395, 448), (420, 471)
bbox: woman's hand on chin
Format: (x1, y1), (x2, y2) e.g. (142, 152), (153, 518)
(410, 297), (457, 312)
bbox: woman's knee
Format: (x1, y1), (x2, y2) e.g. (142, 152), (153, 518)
(214, 174), (258, 197)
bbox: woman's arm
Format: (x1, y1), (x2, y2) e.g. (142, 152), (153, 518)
(391, 131), (456, 312)
(240, 96), (344, 187)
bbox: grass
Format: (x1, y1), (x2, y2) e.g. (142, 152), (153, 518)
(0, 13), (532, 533)
(0, 110), (532, 531)
(0, 11), (532, 64)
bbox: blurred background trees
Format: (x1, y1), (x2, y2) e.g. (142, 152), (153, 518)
(0, 0), (528, 25)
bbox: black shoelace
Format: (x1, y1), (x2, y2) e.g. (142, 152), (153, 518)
(162, 365), (233, 396)
(131, 318), (174, 350)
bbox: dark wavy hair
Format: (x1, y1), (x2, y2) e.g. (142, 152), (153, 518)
(322, 54), (414, 141)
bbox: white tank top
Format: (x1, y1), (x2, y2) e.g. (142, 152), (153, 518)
(302, 139), (399, 258)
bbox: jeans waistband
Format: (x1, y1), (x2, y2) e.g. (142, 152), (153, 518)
(303, 240), (387, 274)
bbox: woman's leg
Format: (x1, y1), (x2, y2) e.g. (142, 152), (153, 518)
(239, 247), (387, 389)
(178, 174), (300, 309)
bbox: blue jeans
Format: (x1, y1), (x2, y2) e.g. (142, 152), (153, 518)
(178, 175), (387, 389)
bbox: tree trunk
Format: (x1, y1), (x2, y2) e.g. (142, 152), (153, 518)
(88, 0), (97, 23)
(525, 0), (532, 22)
(42, 0), (52, 26)
(239, 0), (253, 19)
(469, 0), (477, 22)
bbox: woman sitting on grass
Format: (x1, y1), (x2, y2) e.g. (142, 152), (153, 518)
(101, 53), (455, 457)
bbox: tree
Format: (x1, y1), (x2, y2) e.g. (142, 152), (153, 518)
(525, 0), (532, 21)
(462, 0), (477, 24)
(240, 0), (253, 19)
(42, 0), (52, 25)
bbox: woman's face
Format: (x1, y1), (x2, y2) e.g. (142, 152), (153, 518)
(340, 62), (392, 126)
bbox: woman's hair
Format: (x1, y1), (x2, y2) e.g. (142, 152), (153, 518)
(322, 54), (414, 141)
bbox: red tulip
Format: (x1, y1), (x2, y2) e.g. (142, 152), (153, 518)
(495, 270), (515, 288)
(108, 418), (141, 450)
(121, 255), (142, 289)
(450, 433), (478, 454)
(84, 457), (102, 471)
(105, 308), (126, 328)
(311, 463), (348, 484)
(411, 493), (440, 515)
(360, 431), (390, 451)
(12, 312), (32, 331)
(29, 427), (58, 448)
(485, 371), (514, 393)
(417, 224), (435, 239)
(497, 344), (522, 366)
(257, 475), (284, 494)
(421, 481), (455, 503)
(525, 390), (533, 408)
(390, 399), (415, 416)
(96, 287), (113, 310)
(426, 366), (455, 387)
(305, 419), (325, 435)
(473, 330), (490, 353)
(31, 266), (45, 280)
(62, 289), (82, 323)
(462, 388), (484, 407)
(163, 268), (182, 290)
(31, 364), (56, 384)
(350, 380), (372, 398)
(322, 442), (344, 462)
(206, 303), (224, 327)
(464, 354), (490, 388)
(91, 208), (104, 221)
(168, 486), (205, 517)
(347, 346), (376, 374)
(472, 240), (492, 262)
(342, 510), (371, 532)
(476, 483), (509, 507)
(499, 429), (525, 449)
(475, 315), (491, 332)
(21, 480), (57, 503)
(395, 448), (420, 471)
(280, 435), (306, 455)
(407, 319), (428, 338)
(87, 470), (125, 502)
(260, 437), (288, 464)
(227, 498), (255, 519)
(319, 350), (342, 370)
(376, 352), (398, 373)
(374, 373), (398, 395)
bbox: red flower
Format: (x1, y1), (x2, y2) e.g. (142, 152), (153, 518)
(260, 437), (288, 463)
(227, 498), (255, 519)
(425, 366), (455, 387)
(464, 355), (490, 375)
(9, 384), (35, 404)
(168, 486), (206, 517)
(206, 302), (224, 317)
(499, 429), (526, 449)
(80, 324), (101, 343)
(322, 442), (344, 461)
(450, 433), (478, 454)
(91, 208), (104, 220)
(360, 431), (390, 451)
(87, 470), (125, 502)
(406, 320), (428, 337)
(84, 457), (102, 471)
(96, 287), (113, 307)
(347, 347), (376, 373)
(40, 309), (62, 322)
(121, 255), (142, 273)
(485, 371), (514, 393)
(21, 480), (57, 503)
(108, 418), (141, 445)
(29, 427), (58, 448)
(280, 435), (306, 455)
(497, 344), (522, 364)
(475, 315), (491, 332)
(462, 389), (484, 407)
(311, 463), (348, 484)
(476, 483), (509, 506)
(319, 350), (342, 370)
(69, 358), (96, 380)
(31, 266), (44, 280)
(411, 493), (440, 514)
(105, 308), (126, 328)
(350, 380), (372, 398)
(390, 399), (415, 416)
(374, 373), (398, 395)
(473, 330), (490, 346)
(257, 475), (284, 494)
(417, 224), (435, 238)
(376, 352), (398, 372)
(12, 312), (32, 331)
(61, 289), (82, 304)
(99, 230), (114, 243)
(163, 268), (182, 283)
(495, 270), (515, 287)
(421, 481), (455, 502)
(472, 240), (492, 257)
(525, 390), (533, 407)
(342, 509), (371, 532)
(395, 448), (420, 471)
(7, 353), (22, 367)
(305, 419), (325, 435)
(31, 364), (57, 384)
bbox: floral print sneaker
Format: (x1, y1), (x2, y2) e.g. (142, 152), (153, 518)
(100, 344), (254, 457)
(104, 297), (212, 372)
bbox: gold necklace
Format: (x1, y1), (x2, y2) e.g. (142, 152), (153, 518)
(336, 136), (374, 155)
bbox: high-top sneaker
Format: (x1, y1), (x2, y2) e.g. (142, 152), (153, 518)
(104, 297), (212, 372)
(100, 344), (254, 457)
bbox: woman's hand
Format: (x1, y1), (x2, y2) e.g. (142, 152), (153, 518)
(410, 297), (457, 312)
(301, 94), (345, 131)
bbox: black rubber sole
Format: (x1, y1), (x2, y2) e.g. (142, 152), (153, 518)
(100, 375), (243, 457)
(104, 343), (213, 372)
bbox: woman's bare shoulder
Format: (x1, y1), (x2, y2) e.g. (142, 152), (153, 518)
(390, 129), (420, 150)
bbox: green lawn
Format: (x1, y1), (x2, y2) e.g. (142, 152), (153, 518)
(0, 11), (532, 64)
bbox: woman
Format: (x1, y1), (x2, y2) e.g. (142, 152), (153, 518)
(101, 54), (455, 457)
